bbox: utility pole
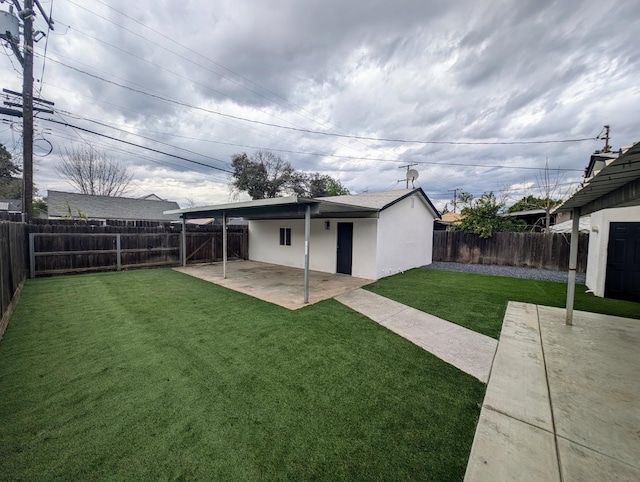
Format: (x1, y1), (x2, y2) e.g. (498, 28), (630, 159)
(22, 0), (34, 222)
(448, 187), (462, 213)
(398, 163), (418, 189)
(602, 125), (611, 153)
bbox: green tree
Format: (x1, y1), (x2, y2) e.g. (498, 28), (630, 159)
(0, 143), (21, 178)
(453, 192), (525, 238)
(231, 150), (294, 199)
(0, 143), (22, 198)
(230, 150), (349, 199)
(293, 172), (350, 197)
(33, 196), (48, 218)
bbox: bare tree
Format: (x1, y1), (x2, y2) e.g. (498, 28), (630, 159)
(507, 160), (566, 230)
(58, 145), (133, 197)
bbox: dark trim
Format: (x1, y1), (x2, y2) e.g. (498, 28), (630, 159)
(380, 187), (441, 218)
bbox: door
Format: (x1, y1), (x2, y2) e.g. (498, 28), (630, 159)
(336, 222), (353, 275)
(605, 222), (640, 302)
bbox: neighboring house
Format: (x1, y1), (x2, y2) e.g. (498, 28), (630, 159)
(169, 188), (440, 280)
(554, 142), (640, 302)
(548, 216), (591, 234)
(0, 198), (21, 213)
(435, 212), (462, 231)
(501, 208), (557, 231)
(139, 193), (165, 201)
(48, 191), (180, 222)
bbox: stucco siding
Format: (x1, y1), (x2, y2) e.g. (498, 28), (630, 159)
(248, 218), (377, 277)
(375, 193), (435, 278)
(349, 218), (378, 279)
(586, 206), (640, 297)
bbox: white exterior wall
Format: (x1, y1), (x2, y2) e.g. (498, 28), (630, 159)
(586, 206), (640, 297)
(248, 217), (378, 278)
(375, 193), (436, 279)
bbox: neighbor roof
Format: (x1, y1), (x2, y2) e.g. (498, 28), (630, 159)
(166, 188), (440, 220)
(0, 199), (21, 212)
(554, 141), (640, 214)
(48, 191), (180, 221)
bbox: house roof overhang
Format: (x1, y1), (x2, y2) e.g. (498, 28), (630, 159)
(165, 196), (380, 220)
(554, 141), (640, 215)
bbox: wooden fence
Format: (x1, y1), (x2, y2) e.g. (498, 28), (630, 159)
(433, 231), (589, 272)
(0, 221), (27, 340)
(27, 222), (249, 277)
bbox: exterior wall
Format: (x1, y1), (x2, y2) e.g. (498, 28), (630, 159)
(248, 217), (378, 278)
(586, 206), (640, 297)
(375, 193), (436, 278)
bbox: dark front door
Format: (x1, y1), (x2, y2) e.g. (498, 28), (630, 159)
(605, 222), (640, 302)
(336, 222), (353, 275)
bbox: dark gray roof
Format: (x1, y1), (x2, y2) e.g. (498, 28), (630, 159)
(48, 191), (180, 221)
(166, 188), (440, 220)
(0, 199), (22, 212)
(555, 141), (640, 214)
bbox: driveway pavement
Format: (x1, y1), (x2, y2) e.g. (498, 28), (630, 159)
(465, 302), (640, 482)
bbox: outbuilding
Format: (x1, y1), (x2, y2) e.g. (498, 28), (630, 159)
(167, 188), (440, 301)
(554, 141), (640, 319)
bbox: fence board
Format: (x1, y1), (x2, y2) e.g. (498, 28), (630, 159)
(432, 231), (588, 272)
(1, 221), (27, 340)
(26, 222), (248, 277)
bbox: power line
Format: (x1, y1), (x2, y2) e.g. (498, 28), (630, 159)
(41, 56), (598, 148)
(56, 109), (232, 167)
(53, 109), (584, 172)
(42, 117), (234, 173)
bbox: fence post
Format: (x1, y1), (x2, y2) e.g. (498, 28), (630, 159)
(116, 234), (121, 271)
(29, 232), (35, 279)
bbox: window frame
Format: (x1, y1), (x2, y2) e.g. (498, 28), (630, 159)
(279, 227), (291, 246)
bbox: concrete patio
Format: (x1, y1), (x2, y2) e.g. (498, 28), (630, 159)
(465, 302), (640, 482)
(173, 260), (374, 310)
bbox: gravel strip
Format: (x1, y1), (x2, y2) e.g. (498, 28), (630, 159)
(422, 261), (586, 284)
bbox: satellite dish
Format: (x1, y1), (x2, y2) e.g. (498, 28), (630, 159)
(407, 169), (419, 181)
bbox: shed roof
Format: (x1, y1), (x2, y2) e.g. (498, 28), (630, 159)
(166, 188), (440, 220)
(48, 190), (180, 221)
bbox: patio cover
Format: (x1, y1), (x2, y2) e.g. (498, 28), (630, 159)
(166, 189), (436, 304)
(554, 141), (640, 323)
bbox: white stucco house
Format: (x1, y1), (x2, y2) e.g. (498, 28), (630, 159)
(167, 188), (440, 281)
(555, 141), (640, 305)
(248, 189), (439, 279)
(585, 206), (640, 299)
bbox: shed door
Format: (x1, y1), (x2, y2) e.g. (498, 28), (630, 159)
(336, 222), (353, 275)
(605, 222), (640, 302)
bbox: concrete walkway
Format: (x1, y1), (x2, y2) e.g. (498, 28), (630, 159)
(335, 289), (498, 383)
(465, 302), (640, 482)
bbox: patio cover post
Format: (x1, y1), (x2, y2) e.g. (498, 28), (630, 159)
(222, 211), (227, 279)
(565, 207), (581, 325)
(304, 204), (310, 303)
(181, 216), (186, 267)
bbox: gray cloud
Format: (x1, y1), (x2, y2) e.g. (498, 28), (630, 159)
(1, 0), (639, 209)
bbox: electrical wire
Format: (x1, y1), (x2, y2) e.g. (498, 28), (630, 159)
(42, 55), (597, 147)
(42, 117), (234, 173)
(35, 0), (54, 97)
(51, 106), (584, 173)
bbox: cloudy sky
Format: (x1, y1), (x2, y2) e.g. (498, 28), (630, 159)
(1, 0), (639, 210)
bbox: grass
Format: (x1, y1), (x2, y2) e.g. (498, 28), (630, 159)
(0, 269), (484, 481)
(366, 269), (640, 339)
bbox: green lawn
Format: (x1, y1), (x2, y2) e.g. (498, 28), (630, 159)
(366, 269), (640, 339)
(0, 269), (484, 481)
